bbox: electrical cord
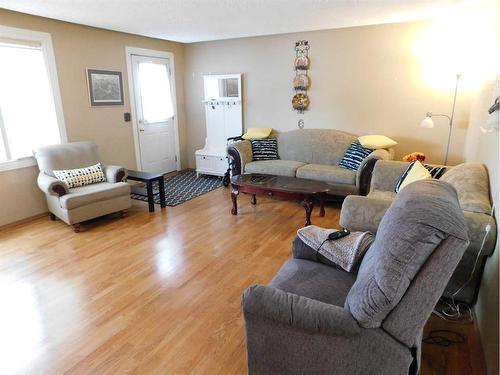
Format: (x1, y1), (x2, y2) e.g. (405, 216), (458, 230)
(432, 200), (496, 323)
(314, 238), (329, 261)
(423, 330), (466, 347)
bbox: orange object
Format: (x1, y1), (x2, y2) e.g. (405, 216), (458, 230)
(403, 152), (426, 162)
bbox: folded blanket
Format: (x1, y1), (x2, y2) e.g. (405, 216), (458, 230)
(297, 226), (374, 272)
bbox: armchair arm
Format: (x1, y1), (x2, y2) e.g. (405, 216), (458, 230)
(227, 140), (252, 176)
(370, 160), (409, 192)
(339, 195), (391, 233)
(242, 284), (360, 337)
(291, 236), (340, 268)
(37, 173), (68, 197)
(103, 165), (127, 183)
(356, 148), (394, 195)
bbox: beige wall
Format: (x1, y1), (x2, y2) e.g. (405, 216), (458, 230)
(0, 9), (186, 226)
(184, 21), (471, 169)
(465, 76), (499, 375)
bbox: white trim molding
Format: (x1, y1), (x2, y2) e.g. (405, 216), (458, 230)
(125, 46), (181, 171)
(0, 25), (67, 172)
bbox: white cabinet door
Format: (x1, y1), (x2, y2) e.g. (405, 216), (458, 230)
(205, 102), (225, 151)
(223, 103), (243, 139)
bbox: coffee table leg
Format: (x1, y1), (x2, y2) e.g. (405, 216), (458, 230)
(146, 181), (155, 213)
(231, 185), (239, 215)
(319, 192), (326, 217)
(158, 176), (166, 208)
(302, 197), (313, 226)
(250, 194), (257, 205)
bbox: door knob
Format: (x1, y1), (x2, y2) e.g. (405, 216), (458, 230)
(139, 129), (145, 132)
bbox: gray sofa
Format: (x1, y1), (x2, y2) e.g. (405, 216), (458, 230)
(340, 160), (497, 304)
(227, 129), (395, 196)
(33, 141), (131, 232)
(242, 180), (469, 375)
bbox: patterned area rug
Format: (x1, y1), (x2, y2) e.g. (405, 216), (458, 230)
(131, 170), (223, 207)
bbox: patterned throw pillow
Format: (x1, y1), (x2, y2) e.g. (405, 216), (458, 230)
(53, 163), (107, 188)
(395, 161), (432, 192)
(251, 138), (279, 161)
(339, 142), (374, 171)
(424, 164), (447, 179)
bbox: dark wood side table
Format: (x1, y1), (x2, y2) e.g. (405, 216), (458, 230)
(127, 170), (166, 212)
(230, 174), (330, 226)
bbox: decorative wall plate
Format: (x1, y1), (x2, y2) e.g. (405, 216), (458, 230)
(293, 74), (310, 90)
(294, 55), (310, 70)
(292, 93), (310, 111)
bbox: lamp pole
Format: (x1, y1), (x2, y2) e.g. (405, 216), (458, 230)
(425, 74), (460, 165)
(446, 73), (461, 165)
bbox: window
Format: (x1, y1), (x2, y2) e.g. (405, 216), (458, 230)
(137, 61), (174, 124)
(0, 26), (66, 170)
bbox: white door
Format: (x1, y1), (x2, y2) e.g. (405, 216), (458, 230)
(131, 55), (177, 173)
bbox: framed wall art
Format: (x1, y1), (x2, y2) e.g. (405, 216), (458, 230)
(87, 69), (124, 106)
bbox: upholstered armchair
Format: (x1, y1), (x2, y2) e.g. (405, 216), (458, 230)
(33, 141), (131, 232)
(242, 180), (469, 374)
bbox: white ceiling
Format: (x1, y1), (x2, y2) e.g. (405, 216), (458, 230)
(0, 0), (465, 43)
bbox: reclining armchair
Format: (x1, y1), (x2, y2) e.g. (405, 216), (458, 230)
(33, 141), (131, 232)
(242, 180), (469, 374)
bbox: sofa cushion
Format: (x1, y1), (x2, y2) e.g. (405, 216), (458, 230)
(33, 141), (101, 177)
(53, 162), (107, 188)
(242, 127), (272, 140)
(244, 160), (306, 177)
(277, 129), (357, 165)
(270, 259), (356, 306)
(250, 138), (279, 161)
(339, 142), (374, 171)
(59, 182), (131, 210)
(358, 135), (398, 149)
(346, 180), (468, 328)
(395, 160), (432, 192)
(440, 162), (491, 214)
(296, 164), (356, 185)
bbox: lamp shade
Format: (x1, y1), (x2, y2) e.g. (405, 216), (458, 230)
(420, 116), (435, 128)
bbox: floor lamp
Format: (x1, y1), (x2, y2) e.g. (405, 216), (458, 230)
(420, 73), (461, 165)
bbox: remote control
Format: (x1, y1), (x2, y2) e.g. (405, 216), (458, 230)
(327, 228), (350, 241)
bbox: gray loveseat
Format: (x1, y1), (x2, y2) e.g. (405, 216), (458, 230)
(243, 180), (469, 374)
(228, 129), (395, 196)
(340, 160), (497, 304)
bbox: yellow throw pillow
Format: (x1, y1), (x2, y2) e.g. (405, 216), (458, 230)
(242, 127), (273, 140)
(395, 161), (432, 192)
(358, 135), (398, 149)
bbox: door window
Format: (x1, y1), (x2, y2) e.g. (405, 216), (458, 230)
(137, 62), (173, 124)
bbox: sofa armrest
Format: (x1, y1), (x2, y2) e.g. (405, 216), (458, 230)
(37, 173), (68, 197)
(242, 284), (360, 337)
(463, 211), (497, 257)
(356, 148), (394, 195)
(339, 195), (392, 233)
(370, 160), (410, 192)
(103, 165), (127, 183)
(227, 140), (252, 175)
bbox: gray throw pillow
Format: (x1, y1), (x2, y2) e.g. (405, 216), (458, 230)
(345, 179), (468, 328)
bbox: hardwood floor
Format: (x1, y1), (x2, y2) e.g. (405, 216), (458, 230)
(0, 187), (485, 374)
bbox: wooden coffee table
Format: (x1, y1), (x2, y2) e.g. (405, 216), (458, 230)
(230, 174), (330, 226)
